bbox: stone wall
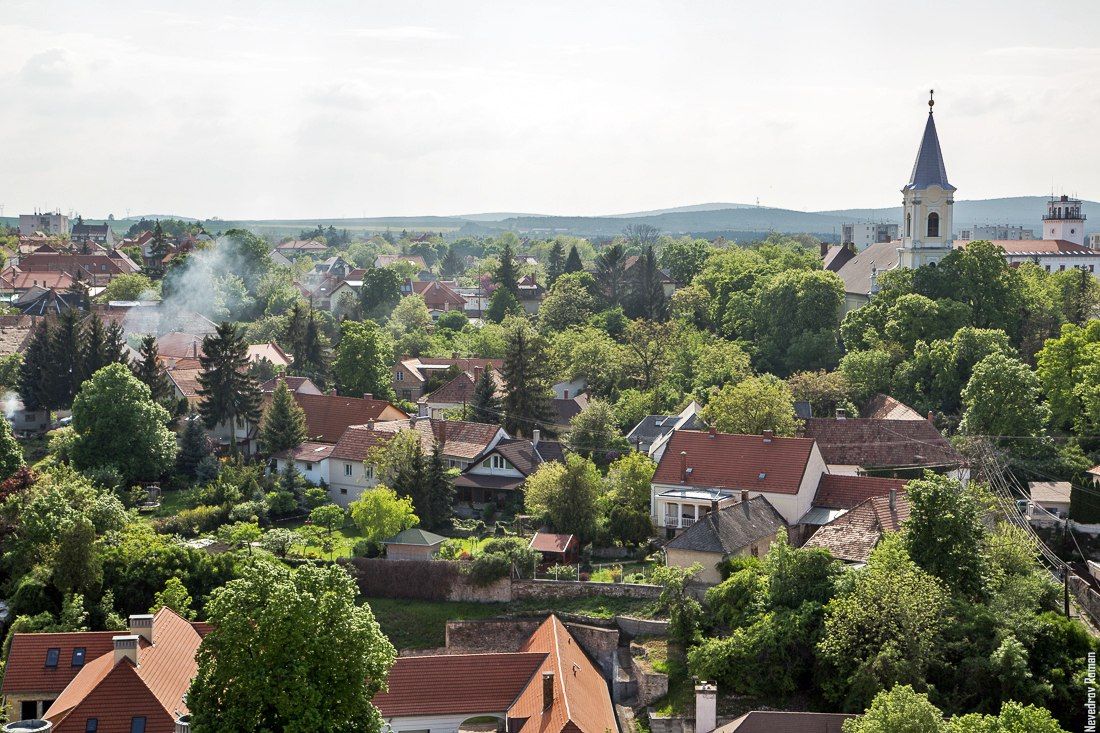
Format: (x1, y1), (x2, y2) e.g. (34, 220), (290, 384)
(344, 558), (511, 602)
(512, 578), (663, 601)
(630, 653), (669, 706)
(617, 616), (670, 638)
(1069, 574), (1100, 622)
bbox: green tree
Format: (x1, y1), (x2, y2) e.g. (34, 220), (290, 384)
(71, 363), (177, 483)
(564, 244), (584, 273)
(546, 239), (566, 286)
(259, 380), (308, 454)
(18, 320), (52, 411)
(486, 287), (523, 323)
(604, 451), (656, 511)
(310, 503), (346, 537)
(594, 242), (628, 306)
(903, 474), (988, 598)
(359, 267), (403, 320)
(197, 322), (262, 452)
(523, 454), (600, 543)
(501, 317), (556, 438)
(100, 272), (155, 301)
(333, 320), (394, 399)
(48, 309), (84, 409)
(945, 702), (1069, 733)
(52, 516), (103, 597)
(960, 352), (1050, 438)
(388, 294), (433, 334)
(177, 415), (213, 479)
(1036, 320), (1100, 431)
(469, 366), (502, 425)
(0, 415), (26, 482)
(659, 237), (711, 285)
(150, 576), (196, 620)
(650, 563), (703, 644)
(624, 245), (668, 320)
(538, 272), (598, 333)
(260, 527), (302, 559)
(349, 487), (418, 544)
(132, 335), (175, 406)
(702, 375), (800, 436)
(838, 350), (893, 404)
(786, 369), (855, 419)
(753, 269), (844, 375)
(439, 245), (465, 279)
(186, 562), (396, 733)
(494, 237), (520, 298)
(843, 685), (945, 733)
(567, 399), (624, 463)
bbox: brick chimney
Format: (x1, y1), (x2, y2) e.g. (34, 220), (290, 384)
(563, 389), (569, 399)
(417, 402), (429, 418)
(542, 671), (555, 710)
(366, 419), (375, 430)
(708, 426), (716, 439)
(363, 393), (373, 401)
(129, 613), (154, 644)
(695, 681), (717, 733)
(473, 366), (482, 382)
(762, 429), (773, 443)
(835, 408), (847, 420)
(889, 487), (897, 511)
(532, 429), (540, 446)
(740, 489), (749, 504)
(680, 451), (688, 483)
(113, 634), (140, 666)
(927, 410), (935, 424)
(819, 240), (829, 257)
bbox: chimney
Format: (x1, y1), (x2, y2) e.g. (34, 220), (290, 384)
(542, 671), (555, 710)
(762, 429), (773, 443)
(129, 613), (154, 644)
(418, 402), (429, 418)
(927, 410), (935, 424)
(366, 419), (375, 430)
(819, 240), (829, 257)
(327, 388), (336, 396)
(741, 489), (749, 504)
(113, 634), (140, 666)
(532, 428), (540, 446)
(835, 408), (847, 420)
(708, 426), (716, 439)
(680, 451), (688, 483)
(473, 366), (482, 382)
(695, 681), (717, 733)
(175, 716), (191, 733)
(410, 415), (418, 427)
(563, 389), (569, 399)
(363, 393), (373, 401)
(889, 487), (897, 511)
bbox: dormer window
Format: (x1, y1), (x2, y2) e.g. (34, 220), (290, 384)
(45, 647), (60, 668)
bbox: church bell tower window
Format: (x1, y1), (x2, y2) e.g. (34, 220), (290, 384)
(927, 212), (939, 238)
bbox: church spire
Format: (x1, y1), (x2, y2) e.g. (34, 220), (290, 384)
(905, 92), (954, 192)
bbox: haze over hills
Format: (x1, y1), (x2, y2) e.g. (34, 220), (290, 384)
(9, 196), (1095, 240)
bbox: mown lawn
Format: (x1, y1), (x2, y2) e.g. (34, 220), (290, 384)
(277, 517), (369, 559)
(362, 595), (662, 650)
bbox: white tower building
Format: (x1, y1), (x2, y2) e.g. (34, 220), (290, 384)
(1042, 194), (1086, 246)
(899, 91), (955, 269)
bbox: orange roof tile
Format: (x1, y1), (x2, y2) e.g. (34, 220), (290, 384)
(813, 474), (908, 510)
(803, 494), (911, 563)
(282, 392), (407, 443)
(1, 631), (117, 695)
(374, 653), (546, 717)
(529, 532), (577, 554)
(653, 430), (815, 495)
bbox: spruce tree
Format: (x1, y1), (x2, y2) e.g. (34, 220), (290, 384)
(147, 221), (169, 278)
(424, 441), (454, 530)
(104, 320), (128, 366)
(594, 242), (628, 307)
(494, 238), (520, 298)
(284, 302), (307, 363)
(177, 415), (212, 479)
(197, 322), (261, 453)
(133, 335), (174, 406)
(259, 380), (307, 455)
(49, 309), (84, 409)
(298, 311), (330, 387)
(501, 318), (556, 438)
(564, 244), (584, 274)
(486, 287), (522, 324)
(547, 240), (566, 286)
(440, 246), (465, 279)
(470, 367), (502, 425)
(625, 245), (668, 320)
(81, 314), (126, 380)
(392, 438), (428, 520)
(18, 321), (52, 411)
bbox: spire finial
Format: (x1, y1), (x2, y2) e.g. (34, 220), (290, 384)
(928, 88), (935, 114)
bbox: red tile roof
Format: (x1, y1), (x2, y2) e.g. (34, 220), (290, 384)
(411, 279), (466, 309)
(373, 418), (503, 460)
(274, 441), (336, 462)
(278, 392), (407, 443)
(960, 239), (1099, 256)
(374, 653), (546, 717)
(1, 631), (117, 695)
(529, 532), (577, 554)
(803, 494), (910, 563)
(653, 430), (815, 495)
(801, 417), (962, 470)
(259, 376), (319, 393)
(861, 394), (925, 421)
(813, 474), (908, 510)
(329, 425), (393, 461)
(401, 356), (504, 383)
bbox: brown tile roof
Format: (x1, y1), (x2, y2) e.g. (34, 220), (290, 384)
(411, 279), (466, 309)
(653, 430), (815, 495)
(802, 417), (962, 470)
(803, 494), (910, 564)
(512, 616), (618, 733)
(329, 424), (392, 461)
(402, 356), (504, 383)
(259, 376), (319, 393)
(157, 331), (205, 359)
(274, 441), (336, 462)
(665, 497), (787, 555)
(529, 532), (577, 554)
(286, 392), (407, 443)
(964, 239), (1100, 256)
(374, 653), (546, 717)
(374, 417), (502, 460)
(1, 631), (118, 695)
(717, 711), (856, 733)
(822, 244), (855, 272)
(1, 270), (76, 291)
(813, 474), (908, 510)
(1088, 464), (1100, 478)
(553, 394), (589, 426)
(453, 472), (525, 491)
(165, 367), (203, 400)
(0, 322), (34, 357)
(422, 369), (504, 406)
(861, 394), (925, 421)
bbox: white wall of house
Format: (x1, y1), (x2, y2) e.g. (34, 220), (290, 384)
(467, 453), (523, 479)
(383, 712), (504, 733)
(327, 460), (378, 507)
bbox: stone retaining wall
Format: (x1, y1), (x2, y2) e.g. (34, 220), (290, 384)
(512, 578), (662, 601)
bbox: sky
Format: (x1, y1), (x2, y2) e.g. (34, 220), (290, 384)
(4, 0), (1100, 220)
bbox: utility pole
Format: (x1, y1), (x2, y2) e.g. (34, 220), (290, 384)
(1064, 566), (1071, 618)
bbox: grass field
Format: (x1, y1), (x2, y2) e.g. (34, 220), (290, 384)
(363, 595), (662, 650)
(277, 516), (368, 559)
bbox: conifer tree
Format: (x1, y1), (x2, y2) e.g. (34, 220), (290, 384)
(81, 314), (127, 381)
(177, 415), (212, 479)
(564, 244), (584, 274)
(49, 309), (84, 409)
(494, 238), (520, 299)
(547, 240), (566, 286)
(259, 380), (307, 455)
(625, 245), (668, 320)
(440, 245), (465, 279)
(18, 321), (52, 411)
(470, 366), (502, 425)
(424, 441), (454, 530)
(147, 221), (169, 278)
(133, 336), (174, 406)
(501, 318), (556, 438)
(197, 322), (261, 453)
(594, 242), (628, 307)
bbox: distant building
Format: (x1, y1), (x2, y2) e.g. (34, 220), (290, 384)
(18, 212), (69, 237)
(958, 224), (1035, 241)
(840, 222), (898, 251)
(70, 221), (116, 248)
(1089, 233), (1100, 250)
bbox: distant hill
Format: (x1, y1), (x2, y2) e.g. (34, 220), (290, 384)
(817, 196), (1100, 233)
(605, 202), (758, 218)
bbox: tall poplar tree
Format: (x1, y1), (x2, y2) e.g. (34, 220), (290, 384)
(197, 322), (262, 453)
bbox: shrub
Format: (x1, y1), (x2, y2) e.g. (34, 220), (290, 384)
(547, 564), (578, 580)
(465, 553), (512, 586)
(157, 504), (229, 536)
(229, 500), (268, 525)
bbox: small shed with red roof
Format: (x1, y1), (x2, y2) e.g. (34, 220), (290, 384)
(528, 531), (580, 566)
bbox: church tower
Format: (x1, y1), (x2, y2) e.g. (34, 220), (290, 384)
(899, 91), (955, 268)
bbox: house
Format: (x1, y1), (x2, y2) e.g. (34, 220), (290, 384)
(1089, 465), (1100, 488)
(156, 331), (205, 365)
(246, 342), (292, 370)
(393, 356), (503, 402)
(402, 279), (466, 316)
(1027, 481), (1072, 525)
(803, 490), (910, 565)
(860, 393), (926, 421)
(275, 391), (408, 443)
(0, 316), (37, 359)
(664, 494), (788, 584)
(651, 428), (827, 533)
(417, 365), (504, 420)
(373, 615), (617, 733)
(1, 247), (138, 292)
(259, 376), (322, 395)
(529, 531), (580, 567)
(801, 415), (967, 480)
(15, 288), (85, 316)
(94, 303), (217, 338)
(629, 402), (702, 457)
(383, 527), (447, 560)
(2, 393), (51, 435)
(371, 417), (507, 470)
(713, 711), (856, 733)
(624, 254), (677, 295)
(70, 222), (116, 248)
(453, 432), (565, 507)
(552, 393), (588, 432)
(515, 274), (544, 314)
(274, 239), (328, 259)
(0, 609), (207, 730)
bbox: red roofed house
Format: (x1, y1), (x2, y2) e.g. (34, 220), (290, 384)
(393, 356), (504, 403)
(529, 531), (580, 566)
(1, 608), (206, 731)
(801, 415), (967, 481)
(402, 279), (467, 317)
(418, 364), (504, 420)
(373, 615), (617, 733)
(803, 490), (910, 565)
(270, 391), (408, 444)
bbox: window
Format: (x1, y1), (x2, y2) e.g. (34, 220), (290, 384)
(130, 717), (147, 733)
(45, 647), (60, 668)
(340, 488), (347, 495)
(488, 455), (511, 470)
(86, 719), (98, 732)
(303, 462), (313, 471)
(395, 371), (404, 381)
(72, 647), (86, 667)
(344, 463), (353, 477)
(905, 213), (911, 237)
(365, 465), (374, 479)
(927, 212), (940, 238)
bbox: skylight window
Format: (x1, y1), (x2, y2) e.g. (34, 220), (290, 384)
(757, 472), (767, 480)
(45, 647), (60, 668)
(72, 647), (86, 667)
